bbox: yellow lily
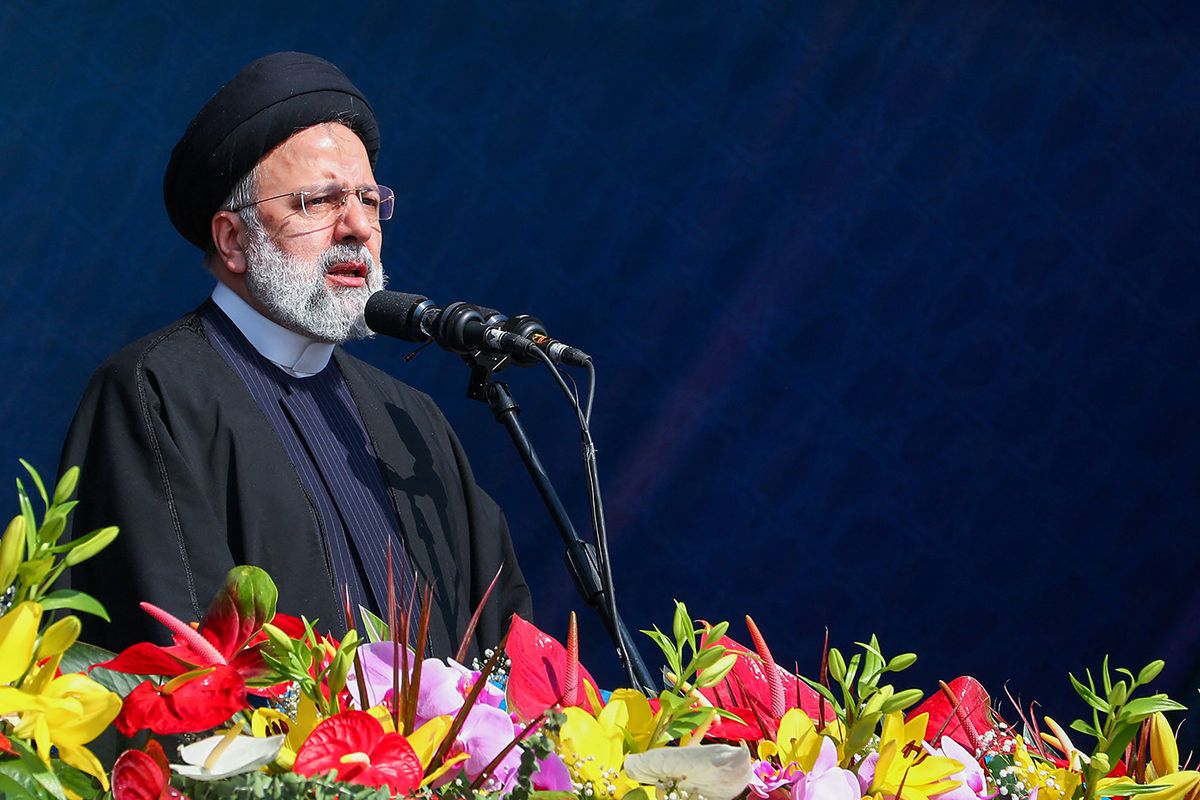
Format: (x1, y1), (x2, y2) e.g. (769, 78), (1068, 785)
(1008, 735), (1081, 800)
(559, 705), (639, 798)
(867, 712), (962, 800)
(599, 689), (659, 753)
(0, 604), (121, 791)
(0, 603), (121, 789)
(250, 692), (320, 770)
(403, 714), (470, 786)
(757, 708), (825, 771)
(1093, 718), (1200, 800)
(1094, 772), (1200, 800)
(0, 601), (40, 683)
(1150, 711), (1180, 778)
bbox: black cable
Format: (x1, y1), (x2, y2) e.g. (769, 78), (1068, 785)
(529, 349), (642, 692)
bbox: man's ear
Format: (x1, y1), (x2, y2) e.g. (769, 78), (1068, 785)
(211, 211), (248, 275)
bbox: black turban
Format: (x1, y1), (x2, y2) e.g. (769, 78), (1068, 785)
(163, 51), (380, 250)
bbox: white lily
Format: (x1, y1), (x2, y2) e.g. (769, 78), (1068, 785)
(172, 729), (286, 781)
(624, 743), (754, 800)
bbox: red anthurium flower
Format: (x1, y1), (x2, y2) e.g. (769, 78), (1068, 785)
(697, 619), (826, 741)
(504, 614), (601, 722)
(95, 567), (286, 694)
(908, 676), (992, 752)
(294, 710), (423, 793)
(115, 665), (247, 736)
(112, 746), (189, 800)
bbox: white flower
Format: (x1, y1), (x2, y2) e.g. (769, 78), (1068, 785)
(624, 744), (754, 800)
(172, 733), (285, 780)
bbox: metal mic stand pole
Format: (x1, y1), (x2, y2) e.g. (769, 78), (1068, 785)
(467, 361), (656, 694)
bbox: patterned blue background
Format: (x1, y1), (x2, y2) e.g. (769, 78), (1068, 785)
(2, 0), (1198, 736)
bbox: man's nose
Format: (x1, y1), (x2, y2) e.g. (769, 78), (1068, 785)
(335, 194), (376, 243)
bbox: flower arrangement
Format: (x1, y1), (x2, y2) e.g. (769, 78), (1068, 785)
(0, 462), (1191, 800)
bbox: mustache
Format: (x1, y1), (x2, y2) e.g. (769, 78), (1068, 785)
(321, 243), (376, 272)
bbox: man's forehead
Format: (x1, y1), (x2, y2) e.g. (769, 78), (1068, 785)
(258, 123), (375, 184)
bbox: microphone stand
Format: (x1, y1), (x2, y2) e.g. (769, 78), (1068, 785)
(465, 352), (656, 694)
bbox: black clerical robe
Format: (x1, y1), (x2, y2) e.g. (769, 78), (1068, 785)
(60, 309), (530, 657)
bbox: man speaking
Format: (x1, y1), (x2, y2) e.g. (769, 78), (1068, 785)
(60, 52), (530, 657)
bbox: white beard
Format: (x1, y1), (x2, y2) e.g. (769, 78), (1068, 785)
(242, 222), (385, 344)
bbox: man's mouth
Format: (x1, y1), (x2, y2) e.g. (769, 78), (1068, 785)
(325, 261), (368, 287)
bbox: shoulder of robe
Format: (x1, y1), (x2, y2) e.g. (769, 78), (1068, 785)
(85, 313), (212, 402)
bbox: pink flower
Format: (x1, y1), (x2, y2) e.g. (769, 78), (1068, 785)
(926, 737), (993, 800)
(792, 739), (861, 800)
(749, 760), (802, 797)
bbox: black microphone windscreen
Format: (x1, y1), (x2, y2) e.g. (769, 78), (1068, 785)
(365, 291), (429, 340)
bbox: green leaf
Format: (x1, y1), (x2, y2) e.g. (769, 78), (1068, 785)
(713, 707), (747, 723)
(1069, 719), (1100, 738)
(800, 675), (845, 714)
(16, 557), (53, 586)
(857, 639), (883, 690)
(1069, 672), (1110, 712)
(0, 772), (56, 800)
(38, 589), (110, 622)
(886, 653), (917, 673)
(844, 653), (861, 688)
(846, 712), (882, 753)
(51, 466), (79, 507)
(530, 793), (582, 800)
(0, 738), (68, 799)
(359, 606), (389, 643)
(49, 758), (103, 799)
(1101, 655), (1112, 696)
(17, 479), (38, 554)
(61, 641), (150, 698)
(1119, 696), (1187, 723)
(1101, 783), (1173, 796)
(664, 710), (714, 739)
(657, 691), (691, 715)
(621, 789), (653, 800)
(18, 460), (48, 508)
(35, 515), (66, 547)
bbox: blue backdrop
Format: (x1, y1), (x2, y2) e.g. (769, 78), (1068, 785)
(2, 0), (1198, 739)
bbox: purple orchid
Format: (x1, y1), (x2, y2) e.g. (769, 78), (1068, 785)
(926, 737), (993, 800)
(346, 643), (503, 726)
(792, 738), (862, 800)
(749, 760), (803, 797)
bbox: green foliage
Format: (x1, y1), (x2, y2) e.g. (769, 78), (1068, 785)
(1069, 656), (1185, 800)
(502, 711), (564, 800)
(640, 601), (741, 747)
(0, 738), (76, 799)
(175, 769), (394, 799)
(259, 617), (361, 717)
(3, 462), (114, 620)
(800, 634), (922, 767)
(59, 641), (150, 698)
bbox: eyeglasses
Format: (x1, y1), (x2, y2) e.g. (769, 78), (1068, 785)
(231, 184), (395, 227)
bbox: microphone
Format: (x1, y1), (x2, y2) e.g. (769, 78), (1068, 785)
(365, 291), (591, 366)
(503, 315), (592, 367)
(364, 291), (537, 360)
